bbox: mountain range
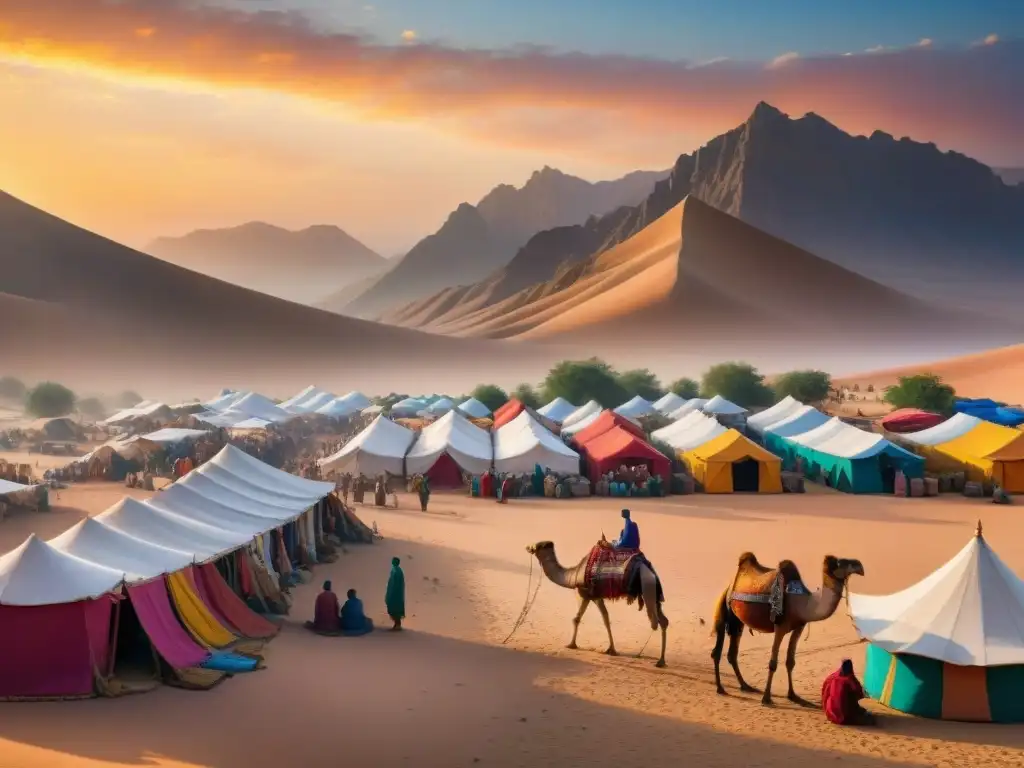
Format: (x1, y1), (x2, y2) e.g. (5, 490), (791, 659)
(148, 222), (386, 305)
(326, 167), (667, 318)
(384, 103), (1024, 327)
(998, 168), (1024, 186)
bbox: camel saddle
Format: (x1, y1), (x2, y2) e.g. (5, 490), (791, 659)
(728, 555), (810, 632)
(582, 543), (662, 605)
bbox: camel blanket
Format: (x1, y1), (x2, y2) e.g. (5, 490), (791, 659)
(583, 545), (662, 603)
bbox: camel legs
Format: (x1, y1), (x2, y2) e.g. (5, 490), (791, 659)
(761, 629), (787, 706)
(567, 592), (590, 649)
(641, 567), (667, 667)
(594, 599), (617, 655)
(785, 626), (812, 706)
(727, 630), (758, 693)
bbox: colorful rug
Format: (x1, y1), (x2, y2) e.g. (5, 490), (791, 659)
(584, 545), (640, 601)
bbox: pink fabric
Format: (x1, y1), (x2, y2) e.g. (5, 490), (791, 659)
(197, 564), (279, 639)
(0, 601), (111, 698)
(185, 566), (234, 631)
(127, 579), (210, 670)
(84, 596), (116, 676)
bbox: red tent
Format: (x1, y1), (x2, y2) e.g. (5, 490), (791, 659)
(582, 426), (672, 485)
(572, 410), (645, 448)
(423, 452), (465, 488)
(493, 399), (525, 429)
(881, 408), (945, 434)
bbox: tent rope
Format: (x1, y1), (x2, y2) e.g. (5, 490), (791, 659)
(502, 554), (542, 645)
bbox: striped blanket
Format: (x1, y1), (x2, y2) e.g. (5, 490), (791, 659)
(584, 545), (641, 601)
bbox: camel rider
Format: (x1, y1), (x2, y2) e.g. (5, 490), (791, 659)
(612, 509), (640, 550)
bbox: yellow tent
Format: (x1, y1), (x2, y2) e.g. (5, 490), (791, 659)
(167, 570), (238, 649)
(932, 422), (1024, 492)
(681, 429), (783, 493)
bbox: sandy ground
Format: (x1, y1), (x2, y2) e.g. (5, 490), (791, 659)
(2, 483), (1024, 767)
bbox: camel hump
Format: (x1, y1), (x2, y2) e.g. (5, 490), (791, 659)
(777, 559), (803, 583)
(737, 551), (760, 567)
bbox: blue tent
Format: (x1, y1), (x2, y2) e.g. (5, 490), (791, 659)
(954, 398), (1024, 427)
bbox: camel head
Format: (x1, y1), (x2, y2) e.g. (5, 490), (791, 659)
(526, 541), (554, 556)
(824, 555), (865, 582)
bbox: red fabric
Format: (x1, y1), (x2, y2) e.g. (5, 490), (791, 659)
(583, 545), (640, 600)
(0, 600), (112, 698)
(425, 452), (465, 488)
(481, 473), (494, 497)
(572, 411), (645, 448)
(493, 399), (525, 429)
(85, 595), (116, 676)
(821, 670), (866, 725)
(197, 564), (279, 639)
(127, 579), (210, 670)
(185, 566), (235, 631)
(582, 426), (671, 485)
(237, 551), (253, 596)
(313, 590), (340, 633)
(880, 409), (945, 433)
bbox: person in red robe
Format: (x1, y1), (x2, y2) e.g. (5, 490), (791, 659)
(312, 580), (340, 633)
(822, 659), (875, 725)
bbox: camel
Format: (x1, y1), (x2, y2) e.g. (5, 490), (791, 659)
(526, 540), (669, 667)
(710, 552), (864, 706)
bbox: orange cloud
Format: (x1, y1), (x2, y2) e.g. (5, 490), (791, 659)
(0, 0), (1020, 164)
(135, 27), (156, 39)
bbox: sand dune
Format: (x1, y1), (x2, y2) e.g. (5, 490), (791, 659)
(0, 191), (557, 398)
(403, 197), (1016, 376)
(838, 344), (1024, 404)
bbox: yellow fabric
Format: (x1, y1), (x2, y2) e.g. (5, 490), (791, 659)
(932, 422), (1024, 491)
(880, 654), (897, 707)
(167, 571), (237, 649)
(680, 429), (782, 493)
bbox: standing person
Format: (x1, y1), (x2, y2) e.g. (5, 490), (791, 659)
(611, 508), (640, 549)
(385, 556), (406, 631)
(353, 474), (366, 504)
(417, 474), (431, 512)
(374, 475), (387, 507)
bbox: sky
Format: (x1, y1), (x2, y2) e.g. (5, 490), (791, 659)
(0, 0), (1021, 254)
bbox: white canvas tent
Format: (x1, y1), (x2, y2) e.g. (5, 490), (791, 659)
(895, 412), (983, 445)
(225, 393), (293, 423)
(405, 411), (492, 475)
(315, 397), (362, 419)
(667, 398), (709, 420)
(561, 400), (602, 429)
(651, 411), (727, 451)
(457, 397), (491, 419)
(615, 396), (655, 419)
(391, 398), (427, 417)
(427, 397), (455, 415)
(140, 428), (209, 444)
(319, 416), (414, 476)
(339, 391), (372, 411)
(204, 390), (247, 411)
(103, 401), (172, 425)
(537, 397), (578, 424)
(762, 406), (830, 438)
(747, 396), (802, 434)
(849, 527), (1024, 665)
(0, 535), (126, 606)
(560, 410), (603, 436)
(653, 392), (687, 415)
(701, 395), (748, 416)
(493, 410), (579, 475)
(279, 385), (337, 413)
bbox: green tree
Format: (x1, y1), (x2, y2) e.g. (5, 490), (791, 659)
(669, 377), (700, 399)
(883, 374), (956, 415)
(115, 390), (143, 408)
(616, 368), (663, 401)
(470, 384), (509, 413)
(77, 397), (107, 419)
(25, 382), (76, 417)
(773, 370), (832, 404)
(701, 362), (774, 408)
(0, 376), (26, 400)
(512, 383), (542, 410)
(543, 358), (627, 407)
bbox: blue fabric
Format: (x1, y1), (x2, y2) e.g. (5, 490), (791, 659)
(614, 519), (640, 549)
(340, 597), (374, 635)
(202, 652), (260, 673)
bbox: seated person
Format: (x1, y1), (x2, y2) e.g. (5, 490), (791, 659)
(312, 580), (340, 633)
(821, 659), (876, 725)
(340, 588), (374, 636)
(612, 509), (640, 550)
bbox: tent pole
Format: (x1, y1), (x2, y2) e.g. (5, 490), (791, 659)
(107, 594), (123, 678)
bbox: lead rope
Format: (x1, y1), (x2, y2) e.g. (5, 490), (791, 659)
(502, 555), (542, 645)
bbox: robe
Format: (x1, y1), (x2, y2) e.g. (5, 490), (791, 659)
(385, 565), (406, 620)
(614, 519), (640, 550)
(340, 597), (374, 636)
(821, 670), (868, 725)
(313, 590), (340, 632)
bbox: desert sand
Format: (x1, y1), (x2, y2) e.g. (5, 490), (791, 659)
(2, 483), (1023, 768)
(840, 344), (1024, 405)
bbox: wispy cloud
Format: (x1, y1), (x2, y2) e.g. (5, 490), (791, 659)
(400, 30), (417, 42)
(0, 1), (1019, 163)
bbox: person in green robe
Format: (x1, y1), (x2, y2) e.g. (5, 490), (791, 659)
(418, 475), (431, 511)
(385, 556), (406, 631)
(531, 464), (545, 496)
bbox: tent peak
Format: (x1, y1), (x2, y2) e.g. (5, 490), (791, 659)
(976, 519), (983, 538)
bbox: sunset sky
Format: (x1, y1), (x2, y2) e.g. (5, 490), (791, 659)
(0, 0), (1021, 254)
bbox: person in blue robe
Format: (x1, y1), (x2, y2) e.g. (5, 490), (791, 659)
(612, 509), (640, 549)
(340, 588), (374, 636)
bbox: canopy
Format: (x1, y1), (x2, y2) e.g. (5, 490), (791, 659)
(141, 428), (209, 444)
(614, 396), (655, 419)
(0, 478), (37, 496)
(896, 412), (982, 446)
(340, 391), (373, 411)
(49, 518), (194, 585)
(880, 409), (946, 434)
(0, 535), (125, 606)
(493, 398), (526, 429)
(560, 409), (602, 436)
(223, 393), (293, 423)
(406, 410), (493, 476)
(391, 398), (427, 417)
(681, 430), (782, 493)
(787, 417), (903, 459)
(561, 400), (602, 428)
(667, 398), (708, 420)
(572, 410), (646, 446)
(651, 411), (727, 452)
(457, 397), (492, 418)
(955, 399), (1024, 427)
(203, 390), (248, 411)
(315, 397), (362, 418)
(319, 416), (414, 476)
(652, 392), (687, 415)
(746, 396), (802, 434)
(850, 528), (1024, 666)
(761, 406), (831, 456)
(493, 410), (580, 475)
(702, 395), (748, 416)
(427, 397), (455, 415)
(581, 426), (670, 484)
(537, 397), (578, 424)
(927, 421), (1024, 491)
(279, 385), (337, 413)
